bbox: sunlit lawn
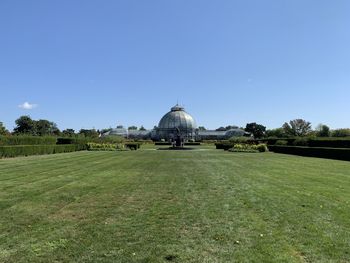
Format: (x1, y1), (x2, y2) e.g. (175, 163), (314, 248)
(1, 146), (350, 262)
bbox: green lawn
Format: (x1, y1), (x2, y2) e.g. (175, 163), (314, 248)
(1, 147), (350, 262)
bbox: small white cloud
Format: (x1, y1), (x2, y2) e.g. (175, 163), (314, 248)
(18, 102), (38, 110)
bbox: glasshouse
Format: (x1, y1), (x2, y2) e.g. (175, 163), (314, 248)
(102, 105), (249, 143)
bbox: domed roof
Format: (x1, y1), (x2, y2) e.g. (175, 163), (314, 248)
(158, 104), (197, 131)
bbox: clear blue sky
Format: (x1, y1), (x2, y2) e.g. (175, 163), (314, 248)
(1, 0), (349, 131)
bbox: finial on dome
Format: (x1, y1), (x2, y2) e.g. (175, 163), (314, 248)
(171, 104), (184, 111)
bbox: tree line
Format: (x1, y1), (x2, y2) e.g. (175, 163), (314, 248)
(198, 120), (350, 139)
(1, 116), (350, 139)
(0, 116), (101, 138)
(245, 120), (350, 139)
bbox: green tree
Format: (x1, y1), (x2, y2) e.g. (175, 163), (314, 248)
(13, 116), (36, 134)
(225, 125), (238, 130)
(0, 122), (9, 135)
(139, 126), (146, 131)
(245, 123), (266, 138)
(79, 129), (99, 138)
(62, 129), (75, 137)
(198, 126), (206, 131)
(265, 128), (286, 138)
(331, 128), (350, 137)
(315, 124), (330, 137)
(282, 119), (312, 137)
(128, 126), (138, 130)
(35, 119), (59, 135)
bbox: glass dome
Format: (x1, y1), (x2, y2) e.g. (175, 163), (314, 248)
(157, 105), (197, 140)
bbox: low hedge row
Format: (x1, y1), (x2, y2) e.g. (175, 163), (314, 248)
(262, 137), (350, 148)
(155, 142), (172, 146)
(184, 142), (201, 146)
(0, 135), (57, 146)
(0, 144), (87, 158)
(269, 145), (350, 161)
(57, 136), (125, 145)
(308, 139), (350, 148)
(86, 142), (125, 151)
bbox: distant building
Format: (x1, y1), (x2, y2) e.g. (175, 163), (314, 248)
(102, 105), (249, 143)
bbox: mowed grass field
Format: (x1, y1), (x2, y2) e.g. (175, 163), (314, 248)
(1, 146), (350, 263)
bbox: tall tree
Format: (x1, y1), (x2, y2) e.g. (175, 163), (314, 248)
(0, 122), (9, 135)
(128, 126), (138, 130)
(245, 123), (266, 138)
(13, 116), (36, 134)
(198, 126), (206, 131)
(35, 119), (60, 136)
(315, 124), (330, 137)
(283, 119), (312, 136)
(36, 119), (50, 135)
(139, 126), (146, 131)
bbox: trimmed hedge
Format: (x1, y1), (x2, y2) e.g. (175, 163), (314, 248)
(201, 140), (218, 144)
(215, 141), (234, 150)
(125, 143), (141, 150)
(56, 137), (75, 144)
(155, 142), (172, 146)
(131, 139), (154, 144)
(0, 144), (87, 158)
(57, 136), (125, 145)
(184, 142), (201, 146)
(308, 138), (350, 148)
(269, 145), (350, 161)
(261, 137), (350, 149)
(0, 135), (57, 146)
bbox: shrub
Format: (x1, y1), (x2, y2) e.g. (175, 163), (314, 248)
(125, 143), (141, 150)
(228, 144), (258, 153)
(86, 142), (124, 151)
(215, 141), (234, 150)
(226, 142), (268, 153)
(275, 140), (289, 146)
(257, 144), (268, 152)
